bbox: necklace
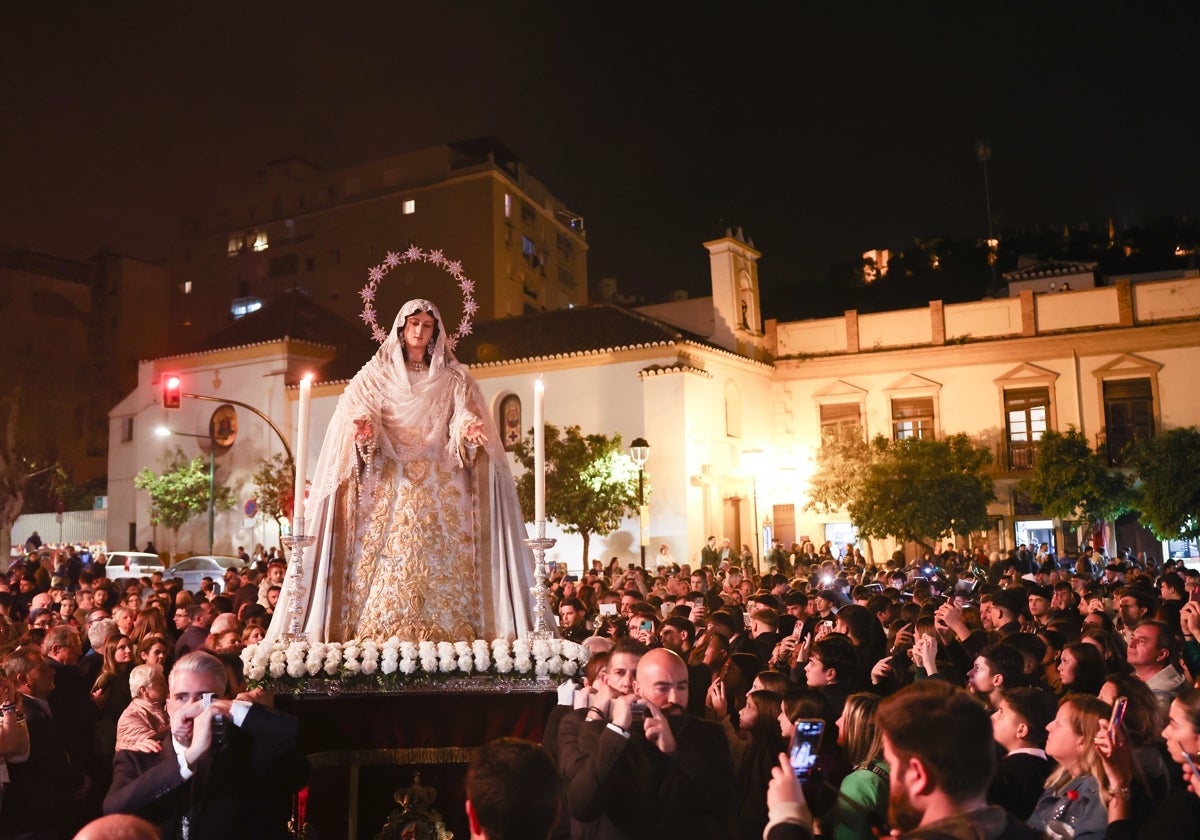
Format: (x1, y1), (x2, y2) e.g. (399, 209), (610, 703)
(406, 360), (425, 372)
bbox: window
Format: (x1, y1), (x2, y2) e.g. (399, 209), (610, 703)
(268, 253), (299, 278)
(252, 231), (269, 252)
(522, 235), (537, 264)
(403, 199), (416, 215)
(227, 236), (241, 256)
(556, 232), (574, 259)
(820, 402), (862, 432)
(1004, 388), (1049, 469)
(231, 298), (262, 319)
(180, 281), (192, 295)
(504, 193), (513, 219)
(121, 417), (134, 443)
(1103, 378), (1153, 465)
(891, 397), (934, 440)
(521, 202), (536, 225)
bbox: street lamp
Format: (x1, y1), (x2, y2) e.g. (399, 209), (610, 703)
(156, 425), (216, 555)
(629, 437), (650, 569)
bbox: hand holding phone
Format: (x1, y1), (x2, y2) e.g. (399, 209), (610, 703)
(1110, 696), (1128, 732)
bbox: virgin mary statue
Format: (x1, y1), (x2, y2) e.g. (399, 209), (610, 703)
(265, 299), (538, 643)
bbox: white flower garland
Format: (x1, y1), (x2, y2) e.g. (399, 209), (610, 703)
(359, 246), (478, 349)
(242, 636), (587, 689)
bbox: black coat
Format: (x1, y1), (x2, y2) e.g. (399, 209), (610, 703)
(103, 703), (307, 840)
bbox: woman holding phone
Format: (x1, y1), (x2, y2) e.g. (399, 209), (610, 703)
(1097, 686), (1200, 838)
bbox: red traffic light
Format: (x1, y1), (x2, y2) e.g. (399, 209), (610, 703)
(162, 375), (182, 410)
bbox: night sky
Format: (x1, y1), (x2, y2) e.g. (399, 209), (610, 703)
(3, 3), (1197, 314)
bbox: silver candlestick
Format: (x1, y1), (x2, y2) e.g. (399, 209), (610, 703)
(281, 518), (316, 644)
(525, 519), (556, 640)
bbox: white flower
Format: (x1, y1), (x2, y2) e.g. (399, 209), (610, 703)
(309, 643), (328, 662)
(420, 656), (438, 673)
(343, 659), (361, 675)
(324, 660), (340, 676)
(269, 660), (287, 679)
(248, 664), (267, 682)
(381, 658), (397, 675)
(561, 641), (583, 661)
(514, 656), (532, 673)
(546, 657), (562, 675)
(400, 642), (418, 659)
(343, 646), (360, 663)
(457, 655), (473, 673)
(549, 638), (563, 657)
(399, 659), (417, 675)
(454, 641), (471, 657)
(439, 658), (456, 673)
(495, 657), (513, 674)
(306, 659), (322, 676)
(269, 650), (286, 665)
(474, 655), (491, 672)
(437, 641), (455, 659)
(287, 661), (307, 679)
(491, 638), (509, 656)
(240, 646), (255, 665)
(418, 641), (436, 658)
(562, 660), (578, 677)
(473, 640), (489, 658)
(531, 640), (551, 660)
(535, 660), (550, 677)
(513, 639), (531, 658)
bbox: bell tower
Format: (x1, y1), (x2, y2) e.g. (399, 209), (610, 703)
(704, 227), (765, 358)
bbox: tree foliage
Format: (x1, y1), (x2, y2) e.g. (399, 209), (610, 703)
(511, 424), (643, 565)
(1020, 427), (1133, 541)
(805, 424), (872, 515)
(1125, 426), (1200, 542)
(133, 448), (235, 551)
(251, 453), (296, 550)
(849, 433), (995, 550)
(0, 388), (65, 559)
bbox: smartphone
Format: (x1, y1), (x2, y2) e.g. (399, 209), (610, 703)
(1110, 696), (1128, 732)
(599, 603), (617, 616)
(639, 619), (654, 632)
(630, 701), (647, 724)
(201, 692), (214, 710)
(789, 719), (825, 781)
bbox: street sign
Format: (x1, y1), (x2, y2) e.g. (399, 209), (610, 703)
(244, 499), (258, 518)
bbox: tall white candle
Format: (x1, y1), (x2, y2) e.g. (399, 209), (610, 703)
(534, 378), (545, 522)
(293, 374), (312, 526)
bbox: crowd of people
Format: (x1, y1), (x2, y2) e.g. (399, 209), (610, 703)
(6, 530), (1200, 839)
(0, 544), (302, 839)
(540, 540), (1200, 839)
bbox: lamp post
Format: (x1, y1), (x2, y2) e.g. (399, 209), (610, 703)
(156, 426), (215, 555)
(630, 437), (650, 569)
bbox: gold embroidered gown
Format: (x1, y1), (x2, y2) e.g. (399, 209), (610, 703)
(266, 299), (540, 644)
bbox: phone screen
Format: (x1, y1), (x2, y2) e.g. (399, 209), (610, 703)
(789, 719), (825, 781)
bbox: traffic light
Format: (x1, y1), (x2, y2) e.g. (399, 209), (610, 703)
(162, 375), (182, 410)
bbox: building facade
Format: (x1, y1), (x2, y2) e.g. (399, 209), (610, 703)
(168, 138), (588, 354)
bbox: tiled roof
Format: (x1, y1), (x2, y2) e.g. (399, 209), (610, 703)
(453, 305), (702, 366)
(181, 289), (373, 356)
(1002, 260), (1098, 281)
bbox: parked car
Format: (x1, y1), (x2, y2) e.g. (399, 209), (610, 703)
(99, 551), (165, 583)
(162, 555), (246, 594)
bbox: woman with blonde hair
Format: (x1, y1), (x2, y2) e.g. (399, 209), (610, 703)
(827, 692), (888, 840)
(1027, 693), (1112, 838)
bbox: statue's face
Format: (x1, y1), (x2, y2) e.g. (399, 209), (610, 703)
(403, 312), (437, 357)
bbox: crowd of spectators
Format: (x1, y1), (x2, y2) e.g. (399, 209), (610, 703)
(540, 540), (1200, 838)
(0, 543), (299, 839)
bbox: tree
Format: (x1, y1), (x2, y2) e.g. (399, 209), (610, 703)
(805, 424), (872, 516)
(850, 433), (995, 552)
(133, 448), (235, 555)
(1020, 427), (1133, 546)
(511, 424), (642, 565)
(251, 453), (296, 552)
(1125, 426), (1200, 543)
(0, 388), (64, 559)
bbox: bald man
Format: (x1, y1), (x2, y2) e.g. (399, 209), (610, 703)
(74, 813), (160, 840)
(562, 646), (735, 837)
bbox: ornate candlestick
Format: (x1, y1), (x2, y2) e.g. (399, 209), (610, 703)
(525, 519), (556, 640)
(281, 517), (315, 644)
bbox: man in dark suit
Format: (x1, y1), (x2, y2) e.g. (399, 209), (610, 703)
(560, 647), (735, 838)
(987, 686), (1056, 820)
(103, 650), (307, 839)
(700, 536), (720, 569)
(2, 646), (87, 839)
